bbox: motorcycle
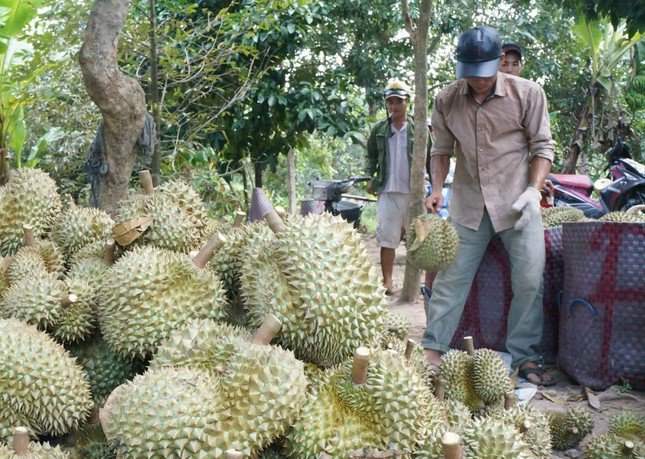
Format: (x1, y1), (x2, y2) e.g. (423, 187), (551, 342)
(545, 139), (645, 218)
(303, 177), (375, 228)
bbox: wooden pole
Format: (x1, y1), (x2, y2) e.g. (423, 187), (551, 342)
(251, 314), (282, 345)
(351, 347), (370, 385)
(139, 170), (154, 195)
(442, 432), (462, 459)
(23, 225), (36, 247)
(192, 232), (226, 268)
(463, 336), (475, 356)
(12, 427), (29, 455)
(404, 338), (416, 359)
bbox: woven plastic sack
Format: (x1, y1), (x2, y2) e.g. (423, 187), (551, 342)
(423, 227), (563, 362)
(558, 222), (645, 391)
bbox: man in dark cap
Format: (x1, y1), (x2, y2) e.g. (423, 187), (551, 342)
(422, 26), (555, 385)
(500, 43), (525, 76)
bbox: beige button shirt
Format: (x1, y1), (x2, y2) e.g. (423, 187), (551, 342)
(430, 72), (555, 232)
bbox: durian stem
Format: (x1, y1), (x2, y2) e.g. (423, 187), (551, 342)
(442, 432), (463, 459)
(192, 232), (227, 268)
(233, 210), (246, 227)
(265, 209), (285, 233)
(435, 378), (446, 401)
(351, 347), (371, 385)
(504, 391), (516, 410)
(103, 238), (116, 266)
(61, 293), (78, 307)
(224, 451), (243, 459)
(12, 427), (29, 455)
(139, 170), (154, 194)
(568, 427), (579, 435)
(519, 420), (532, 433)
(404, 338), (416, 359)
(251, 314), (282, 345)
(623, 440), (635, 456)
(463, 336), (475, 356)
(23, 225), (36, 247)
(65, 194), (76, 210)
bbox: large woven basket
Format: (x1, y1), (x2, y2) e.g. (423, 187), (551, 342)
(423, 227), (563, 362)
(558, 222), (645, 390)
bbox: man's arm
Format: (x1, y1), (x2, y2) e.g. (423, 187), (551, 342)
(425, 97), (454, 213)
(528, 156), (551, 191)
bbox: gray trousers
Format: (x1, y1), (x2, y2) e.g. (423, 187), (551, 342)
(422, 208), (545, 369)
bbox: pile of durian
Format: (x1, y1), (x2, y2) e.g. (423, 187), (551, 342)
(0, 167), (636, 458)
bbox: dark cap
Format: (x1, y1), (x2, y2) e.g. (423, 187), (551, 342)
(455, 26), (501, 78)
(502, 43), (523, 59)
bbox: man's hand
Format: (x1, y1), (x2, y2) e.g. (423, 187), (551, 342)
(512, 186), (542, 230)
(366, 180), (374, 195)
(425, 191), (444, 213)
(541, 179), (554, 196)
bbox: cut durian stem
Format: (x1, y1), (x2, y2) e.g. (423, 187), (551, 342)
(252, 313), (282, 345)
(569, 427), (579, 435)
(351, 347), (371, 385)
(225, 451), (243, 459)
(404, 338), (415, 359)
(139, 170), (154, 195)
(504, 391), (515, 410)
(442, 431), (463, 459)
(233, 211), (246, 227)
(13, 426), (30, 455)
(275, 206), (286, 219)
(61, 293), (78, 307)
(623, 440), (635, 455)
(463, 336), (475, 356)
(103, 238), (116, 266)
(192, 232), (227, 268)
(519, 420), (532, 433)
(265, 209), (285, 234)
(23, 225), (36, 247)
(435, 378), (447, 402)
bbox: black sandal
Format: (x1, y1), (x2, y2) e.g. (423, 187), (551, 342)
(517, 366), (556, 386)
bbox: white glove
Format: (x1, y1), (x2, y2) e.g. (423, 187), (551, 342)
(512, 186), (541, 230)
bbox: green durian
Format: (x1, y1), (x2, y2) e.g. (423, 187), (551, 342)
(548, 407), (594, 450)
(383, 310), (411, 340)
(0, 319), (92, 436)
(0, 168), (62, 257)
(609, 410), (645, 441)
(439, 350), (484, 412)
(0, 403), (40, 444)
(472, 348), (514, 404)
(8, 240), (65, 282)
(585, 434), (644, 459)
(0, 440), (70, 458)
(0, 272), (68, 328)
(98, 246), (227, 358)
(599, 211), (645, 223)
(50, 206), (114, 257)
(541, 206), (585, 227)
(492, 404), (552, 458)
(73, 423), (115, 459)
(51, 274), (98, 343)
(406, 213), (459, 273)
(460, 417), (532, 458)
(156, 179), (208, 229)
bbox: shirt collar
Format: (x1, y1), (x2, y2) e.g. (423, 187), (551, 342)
(457, 72), (508, 98)
(390, 122), (408, 134)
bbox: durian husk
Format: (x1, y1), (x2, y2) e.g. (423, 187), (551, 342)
(0, 403), (41, 444)
(0, 440), (70, 458)
(541, 206), (585, 228)
(460, 417), (532, 458)
(608, 410), (645, 442)
(472, 348), (514, 404)
(50, 207), (114, 258)
(599, 211), (645, 223)
(548, 407), (594, 450)
(585, 434), (644, 459)
(406, 214), (460, 273)
(492, 405), (552, 458)
(0, 272), (67, 328)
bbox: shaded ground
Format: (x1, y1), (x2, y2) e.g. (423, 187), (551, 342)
(365, 234), (645, 457)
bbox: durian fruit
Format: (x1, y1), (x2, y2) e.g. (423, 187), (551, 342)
(103, 367), (222, 458)
(0, 257), (9, 299)
(0, 440), (70, 458)
(73, 423), (115, 459)
(67, 241), (115, 292)
(541, 206), (585, 227)
(156, 179), (208, 229)
(383, 310), (411, 340)
(472, 348), (514, 404)
(585, 434), (644, 459)
(68, 336), (140, 407)
(0, 404), (40, 444)
(240, 213), (386, 368)
(609, 410), (645, 441)
(150, 318), (308, 456)
(492, 404), (552, 458)
(548, 407), (594, 450)
(0, 319), (92, 436)
(460, 416), (532, 458)
(288, 347), (443, 457)
(98, 245), (228, 358)
(0, 168), (62, 257)
(406, 213), (459, 273)
(50, 205), (114, 257)
(600, 211), (645, 223)
(7, 232), (65, 282)
(438, 350), (485, 412)
(51, 274), (98, 343)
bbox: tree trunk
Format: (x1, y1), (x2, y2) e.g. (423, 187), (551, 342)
(254, 160), (263, 188)
(400, 0), (431, 303)
(287, 148), (297, 214)
(0, 146), (8, 186)
(148, 0), (162, 186)
(561, 102), (590, 174)
(78, 0), (147, 214)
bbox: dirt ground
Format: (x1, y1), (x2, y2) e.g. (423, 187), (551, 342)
(364, 234), (645, 457)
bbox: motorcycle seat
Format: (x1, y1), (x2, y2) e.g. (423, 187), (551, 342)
(549, 173), (594, 190)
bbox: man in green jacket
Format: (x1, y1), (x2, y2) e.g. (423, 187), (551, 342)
(366, 79), (420, 295)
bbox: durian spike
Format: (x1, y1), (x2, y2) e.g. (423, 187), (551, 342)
(463, 336), (475, 356)
(351, 347), (371, 385)
(103, 238), (116, 266)
(192, 232), (227, 268)
(12, 426), (30, 455)
(404, 338), (415, 359)
(251, 313), (282, 345)
(225, 451), (243, 459)
(23, 225), (36, 247)
(623, 440), (635, 456)
(61, 293), (78, 307)
(435, 378), (446, 402)
(139, 170), (154, 195)
(504, 391), (516, 410)
(442, 431), (463, 459)
(233, 210), (246, 227)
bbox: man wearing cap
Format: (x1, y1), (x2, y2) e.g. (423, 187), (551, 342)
(423, 26), (555, 385)
(366, 79), (427, 296)
(500, 43), (525, 76)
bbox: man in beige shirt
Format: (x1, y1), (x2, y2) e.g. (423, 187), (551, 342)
(423, 25), (555, 385)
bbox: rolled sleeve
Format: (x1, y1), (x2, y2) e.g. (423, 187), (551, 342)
(524, 86), (555, 163)
(430, 99), (456, 158)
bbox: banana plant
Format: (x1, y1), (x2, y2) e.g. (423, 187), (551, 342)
(0, 0), (44, 184)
